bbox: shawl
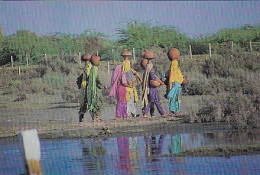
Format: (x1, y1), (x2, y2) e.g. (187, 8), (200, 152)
(86, 66), (98, 110)
(122, 60), (139, 102)
(142, 63), (153, 107)
(168, 60), (184, 90)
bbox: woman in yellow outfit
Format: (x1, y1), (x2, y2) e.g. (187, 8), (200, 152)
(121, 50), (143, 118)
(164, 48), (184, 116)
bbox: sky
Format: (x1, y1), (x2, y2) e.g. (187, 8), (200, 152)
(0, 1), (259, 39)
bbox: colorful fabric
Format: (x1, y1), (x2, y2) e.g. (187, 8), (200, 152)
(167, 81), (182, 114)
(142, 63), (153, 108)
(81, 63), (93, 88)
(168, 60), (184, 90)
(109, 65), (127, 98)
(122, 60), (139, 102)
(87, 66), (98, 111)
(127, 93), (137, 116)
(109, 65), (128, 118)
(144, 71), (164, 115)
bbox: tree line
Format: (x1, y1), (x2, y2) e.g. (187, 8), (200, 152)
(0, 21), (259, 66)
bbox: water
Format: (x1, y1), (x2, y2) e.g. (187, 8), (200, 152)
(0, 131), (259, 175)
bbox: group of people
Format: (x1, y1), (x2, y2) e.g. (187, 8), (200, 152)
(77, 48), (187, 122)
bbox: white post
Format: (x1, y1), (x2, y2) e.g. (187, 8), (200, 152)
(189, 45), (192, 59)
(249, 41), (252, 52)
(79, 52), (81, 64)
(19, 129), (43, 175)
(97, 51), (99, 56)
(44, 53), (48, 66)
(11, 55), (14, 67)
(133, 48), (136, 61)
(231, 41), (234, 52)
(209, 43), (212, 58)
(107, 61), (110, 75)
(26, 53), (29, 67)
(18, 66), (21, 75)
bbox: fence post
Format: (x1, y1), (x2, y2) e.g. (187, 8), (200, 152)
(231, 41), (234, 52)
(249, 41), (252, 52)
(78, 52), (81, 64)
(26, 53), (29, 67)
(189, 45), (192, 59)
(133, 48), (136, 62)
(44, 53), (48, 66)
(107, 61), (110, 75)
(11, 55), (14, 68)
(209, 43), (212, 58)
(18, 66), (21, 75)
(97, 51), (99, 56)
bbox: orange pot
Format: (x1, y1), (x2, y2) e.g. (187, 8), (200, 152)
(91, 55), (101, 66)
(150, 80), (161, 87)
(168, 48), (180, 60)
(143, 51), (155, 59)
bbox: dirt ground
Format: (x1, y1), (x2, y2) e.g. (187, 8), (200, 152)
(0, 93), (233, 139)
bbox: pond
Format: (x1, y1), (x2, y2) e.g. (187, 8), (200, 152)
(0, 130), (259, 175)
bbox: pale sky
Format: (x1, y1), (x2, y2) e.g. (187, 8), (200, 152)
(1, 1), (259, 39)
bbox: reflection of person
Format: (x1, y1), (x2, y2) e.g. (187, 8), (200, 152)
(169, 135), (182, 154)
(117, 137), (131, 172)
(109, 65), (129, 120)
(81, 139), (106, 172)
(141, 52), (166, 118)
(121, 50), (143, 118)
(144, 135), (165, 161)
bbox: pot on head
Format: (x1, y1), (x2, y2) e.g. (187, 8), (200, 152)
(91, 55), (101, 66)
(167, 48), (180, 60)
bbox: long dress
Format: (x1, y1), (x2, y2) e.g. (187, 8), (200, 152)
(166, 60), (184, 114)
(122, 60), (139, 117)
(143, 65), (164, 115)
(109, 65), (128, 118)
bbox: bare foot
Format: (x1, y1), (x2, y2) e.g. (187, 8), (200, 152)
(143, 114), (149, 118)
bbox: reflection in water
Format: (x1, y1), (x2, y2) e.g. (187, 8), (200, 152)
(81, 139), (106, 174)
(144, 135), (164, 162)
(117, 137), (131, 173)
(0, 131), (259, 175)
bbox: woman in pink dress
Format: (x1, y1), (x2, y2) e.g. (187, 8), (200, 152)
(109, 65), (129, 120)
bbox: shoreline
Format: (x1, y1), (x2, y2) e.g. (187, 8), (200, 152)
(0, 116), (235, 139)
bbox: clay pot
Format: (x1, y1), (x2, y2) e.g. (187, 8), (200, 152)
(143, 51), (155, 59)
(91, 55), (101, 66)
(81, 53), (92, 61)
(150, 80), (161, 87)
(121, 50), (132, 56)
(167, 48), (180, 60)
(140, 59), (149, 69)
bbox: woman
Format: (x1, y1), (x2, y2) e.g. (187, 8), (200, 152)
(109, 65), (129, 120)
(121, 50), (142, 118)
(141, 52), (166, 118)
(165, 48), (184, 116)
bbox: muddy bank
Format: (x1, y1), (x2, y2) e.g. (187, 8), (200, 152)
(0, 114), (234, 139)
(161, 143), (260, 157)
